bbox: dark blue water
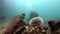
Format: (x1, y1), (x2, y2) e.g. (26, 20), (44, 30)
(0, 0), (60, 27)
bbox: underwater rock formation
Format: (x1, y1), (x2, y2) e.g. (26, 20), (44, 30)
(2, 13), (60, 34)
(27, 10), (39, 22)
(14, 26), (26, 34)
(29, 11), (39, 20)
(48, 21), (60, 34)
(3, 13), (26, 34)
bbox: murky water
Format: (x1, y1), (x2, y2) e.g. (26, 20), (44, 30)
(0, 0), (60, 27)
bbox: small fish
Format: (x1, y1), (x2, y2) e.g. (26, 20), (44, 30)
(0, 16), (5, 20)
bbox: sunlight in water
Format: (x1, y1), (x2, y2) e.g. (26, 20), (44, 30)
(27, 0), (32, 7)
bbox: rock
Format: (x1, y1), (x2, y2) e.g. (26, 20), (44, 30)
(3, 13), (26, 34)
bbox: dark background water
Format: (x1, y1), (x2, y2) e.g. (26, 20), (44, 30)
(0, 0), (60, 27)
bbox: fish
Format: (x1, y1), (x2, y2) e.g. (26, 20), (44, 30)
(0, 16), (5, 20)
